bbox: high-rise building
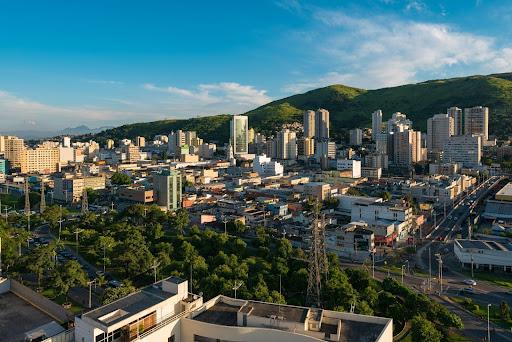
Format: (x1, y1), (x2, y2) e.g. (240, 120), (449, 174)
(464, 106), (489, 142)
(4, 136), (25, 169)
(136, 136), (146, 147)
(427, 113), (454, 152)
(62, 136), (71, 148)
(184, 131), (197, 146)
(230, 115), (249, 155)
(372, 110), (383, 141)
(276, 129), (297, 160)
(315, 140), (336, 161)
(153, 169), (182, 211)
(442, 135), (482, 168)
(298, 137), (315, 157)
(248, 128), (255, 143)
(447, 107), (463, 136)
(0, 158), (9, 175)
(386, 112), (412, 133)
(349, 128), (363, 146)
(303, 110), (316, 138)
(168, 130), (186, 155)
(124, 145), (141, 163)
(315, 109), (330, 139)
(393, 130), (422, 167)
(105, 139), (115, 149)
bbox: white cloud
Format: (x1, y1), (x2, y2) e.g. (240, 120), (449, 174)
(0, 90), (157, 131)
(283, 9), (512, 92)
(144, 82), (271, 107)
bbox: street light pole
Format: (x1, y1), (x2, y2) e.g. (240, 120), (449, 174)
(401, 265), (405, 284)
(428, 247), (432, 291)
(487, 304), (491, 342)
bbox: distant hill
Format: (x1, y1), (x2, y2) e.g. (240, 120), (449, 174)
(89, 73), (512, 144)
(1, 125), (112, 140)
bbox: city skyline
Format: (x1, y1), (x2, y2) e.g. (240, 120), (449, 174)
(1, 0), (512, 131)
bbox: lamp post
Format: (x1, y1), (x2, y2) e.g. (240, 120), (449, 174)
(401, 264), (405, 284)
(233, 280), (243, 299)
(487, 304), (491, 342)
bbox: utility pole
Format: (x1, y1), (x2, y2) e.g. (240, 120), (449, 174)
(74, 228), (84, 255)
(57, 205), (64, 242)
(233, 280), (243, 299)
(81, 188), (88, 215)
(222, 216), (228, 235)
(487, 304), (491, 342)
(151, 260), (161, 284)
(428, 247), (432, 291)
(401, 264), (405, 284)
(471, 251), (474, 279)
(24, 179), (31, 231)
(436, 253), (443, 294)
(40, 179), (46, 214)
(87, 279), (96, 309)
(307, 205), (328, 308)
(372, 251), (375, 279)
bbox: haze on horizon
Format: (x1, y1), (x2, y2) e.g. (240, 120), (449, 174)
(1, 0), (511, 132)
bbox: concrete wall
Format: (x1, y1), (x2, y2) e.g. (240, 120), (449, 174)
(0, 277), (10, 294)
(181, 318), (325, 342)
(9, 279), (73, 323)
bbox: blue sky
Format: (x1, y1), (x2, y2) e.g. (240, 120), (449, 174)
(1, 0), (511, 131)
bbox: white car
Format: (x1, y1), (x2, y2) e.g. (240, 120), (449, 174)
(463, 279), (477, 286)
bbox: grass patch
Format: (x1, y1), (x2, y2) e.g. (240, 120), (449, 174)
(452, 296), (512, 330)
(40, 287), (83, 315)
(462, 270), (512, 290)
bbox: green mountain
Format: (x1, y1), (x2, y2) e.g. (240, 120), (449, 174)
(92, 73), (512, 144)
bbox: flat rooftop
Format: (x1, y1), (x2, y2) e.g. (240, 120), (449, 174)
(496, 182), (512, 202)
(193, 297), (388, 342)
(456, 239), (512, 252)
(83, 282), (176, 327)
(0, 292), (56, 341)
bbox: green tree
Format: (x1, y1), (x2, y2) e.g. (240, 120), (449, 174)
(27, 244), (56, 287)
(171, 209), (190, 235)
(500, 301), (511, 320)
(102, 285), (136, 304)
(111, 172), (132, 185)
(41, 205), (69, 229)
(115, 229), (154, 276)
(410, 316), (442, 342)
(54, 260), (88, 302)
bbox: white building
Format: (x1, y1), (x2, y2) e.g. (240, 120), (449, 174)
(386, 112), (412, 133)
(336, 159), (361, 178)
(276, 129), (298, 160)
(454, 240), (512, 272)
(427, 113), (453, 152)
(253, 154), (284, 177)
(442, 134), (481, 168)
(69, 276), (393, 342)
(315, 108), (330, 140)
(393, 130), (422, 167)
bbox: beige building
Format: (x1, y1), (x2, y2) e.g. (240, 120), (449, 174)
(447, 107), (463, 136)
(276, 129), (297, 160)
(304, 182), (331, 201)
(303, 110), (316, 138)
(136, 136), (146, 147)
(54, 174), (106, 202)
(393, 130), (422, 167)
(315, 108), (330, 140)
(124, 145), (141, 163)
(427, 113), (454, 152)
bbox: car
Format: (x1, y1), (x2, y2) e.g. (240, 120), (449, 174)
(461, 287), (474, 294)
(463, 279), (477, 286)
(96, 270), (105, 277)
(108, 280), (122, 288)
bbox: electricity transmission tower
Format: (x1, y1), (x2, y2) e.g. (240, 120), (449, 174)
(24, 179), (31, 231)
(81, 188), (88, 214)
(40, 179), (46, 214)
(306, 203), (328, 308)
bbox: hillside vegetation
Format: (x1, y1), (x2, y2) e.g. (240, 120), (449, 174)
(91, 73), (512, 144)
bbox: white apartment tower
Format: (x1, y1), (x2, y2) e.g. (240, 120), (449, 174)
(427, 113), (454, 152)
(372, 110), (383, 141)
(303, 110), (315, 138)
(447, 107), (463, 136)
(386, 112), (412, 133)
(464, 106), (489, 142)
(230, 115), (249, 155)
(276, 129), (298, 160)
